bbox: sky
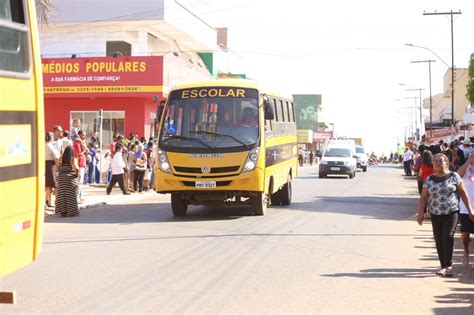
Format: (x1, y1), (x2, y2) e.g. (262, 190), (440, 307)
(182, 0), (474, 155)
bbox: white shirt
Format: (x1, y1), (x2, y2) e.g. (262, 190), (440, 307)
(460, 165), (474, 214)
(111, 152), (126, 175)
(403, 150), (413, 162)
(45, 142), (60, 161)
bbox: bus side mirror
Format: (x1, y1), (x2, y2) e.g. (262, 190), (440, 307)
(264, 101), (274, 120)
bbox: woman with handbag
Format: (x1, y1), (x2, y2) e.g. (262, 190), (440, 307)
(133, 144), (147, 193)
(55, 145), (80, 217)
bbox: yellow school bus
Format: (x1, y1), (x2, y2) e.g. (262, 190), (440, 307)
(155, 79), (298, 215)
(0, 0), (44, 279)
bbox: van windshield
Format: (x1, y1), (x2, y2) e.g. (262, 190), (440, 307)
(324, 148), (351, 157)
(356, 147), (365, 154)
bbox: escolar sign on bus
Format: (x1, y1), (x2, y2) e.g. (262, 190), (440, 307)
(179, 87), (247, 99)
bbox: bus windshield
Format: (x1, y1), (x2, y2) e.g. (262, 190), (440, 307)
(159, 87), (259, 151)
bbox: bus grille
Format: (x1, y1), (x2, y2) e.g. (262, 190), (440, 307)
(182, 181), (231, 187)
(174, 166), (240, 174)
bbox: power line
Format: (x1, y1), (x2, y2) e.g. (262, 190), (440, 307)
(41, 2), (253, 46)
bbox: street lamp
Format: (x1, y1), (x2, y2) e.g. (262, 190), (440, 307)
(410, 59), (436, 139)
(400, 83), (425, 142)
(405, 43), (449, 67)
(403, 96), (421, 141)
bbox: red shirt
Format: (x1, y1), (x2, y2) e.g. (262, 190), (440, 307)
(73, 140), (87, 168)
(420, 163), (434, 181)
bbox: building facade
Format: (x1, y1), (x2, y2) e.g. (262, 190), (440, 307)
(39, 0), (219, 145)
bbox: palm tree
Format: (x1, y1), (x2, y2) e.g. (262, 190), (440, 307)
(35, 0), (55, 24)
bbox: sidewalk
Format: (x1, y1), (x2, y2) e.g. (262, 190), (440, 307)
(45, 183), (165, 212)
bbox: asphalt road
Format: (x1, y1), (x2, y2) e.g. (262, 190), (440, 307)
(1, 164), (474, 314)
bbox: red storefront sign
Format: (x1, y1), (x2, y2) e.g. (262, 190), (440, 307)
(42, 56), (164, 98)
(313, 131), (333, 142)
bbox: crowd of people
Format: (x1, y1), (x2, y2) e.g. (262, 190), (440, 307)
(45, 119), (156, 217)
(411, 136), (474, 277)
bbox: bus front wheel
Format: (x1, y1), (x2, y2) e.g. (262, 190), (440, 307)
(171, 193), (188, 216)
(280, 181), (292, 206)
(253, 192), (269, 216)
(270, 191), (281, 206)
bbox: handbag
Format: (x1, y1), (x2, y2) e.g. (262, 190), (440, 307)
(135, 153), (147, 171)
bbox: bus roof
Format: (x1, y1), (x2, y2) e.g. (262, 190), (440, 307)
(170, 79), (260, 91)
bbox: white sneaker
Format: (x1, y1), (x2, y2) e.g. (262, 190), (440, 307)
(436, 268), (445, 276)
(462, 255), (470, 267)
(442, 266), (453, 277)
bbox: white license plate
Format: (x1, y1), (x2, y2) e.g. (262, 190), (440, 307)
(195, 181), (216, 188)
(330, 167), (340, 171)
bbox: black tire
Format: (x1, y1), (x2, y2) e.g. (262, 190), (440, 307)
(363, 166), (367, 172)
(253, 192), (268, 216)
(280, 181), (292, 206)
(270, 191), (281, 206)
(171, 193), (188, 216)
(348, 172), (353, 179)
(319, 172), (326, 178)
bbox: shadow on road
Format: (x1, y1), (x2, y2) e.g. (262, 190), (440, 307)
(321, 267), (437, 279)
(44, 202), (256, 225)
(289, 194), (418, 222)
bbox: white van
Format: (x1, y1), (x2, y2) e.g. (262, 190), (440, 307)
(319, 139), (357, 178)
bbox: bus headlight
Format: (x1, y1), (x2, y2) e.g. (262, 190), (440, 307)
(157, 149), (172, 173)
(242, 148), (259, 173)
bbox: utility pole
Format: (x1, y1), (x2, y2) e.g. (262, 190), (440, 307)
(411, 60), (436, 139)
(423, 10), (462, 129)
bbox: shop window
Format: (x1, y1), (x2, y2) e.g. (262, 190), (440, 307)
(106, 41), (132, 57)
(70, 111), (124, 147)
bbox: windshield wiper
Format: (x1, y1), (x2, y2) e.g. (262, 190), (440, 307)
(162, 134), (215, 150)
(189, 130), (251, 149)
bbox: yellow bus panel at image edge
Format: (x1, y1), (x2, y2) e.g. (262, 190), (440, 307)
(0, 0), (45, 277)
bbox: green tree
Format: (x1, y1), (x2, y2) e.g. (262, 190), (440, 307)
(35, 0), (55, 24)
(467, 53), (474, 108)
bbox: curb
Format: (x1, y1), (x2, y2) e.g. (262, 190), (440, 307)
(79, 202), (107, 210)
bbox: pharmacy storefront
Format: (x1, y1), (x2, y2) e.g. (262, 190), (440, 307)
(42, 55), (210, 146)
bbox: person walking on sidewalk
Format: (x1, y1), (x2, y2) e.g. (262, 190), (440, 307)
(417, 153), (474, 277)
(456, 153), (474, 267)
(133, 144), (147, 193)
(107, 144), (130, 195)
(403, 147), (413, 176)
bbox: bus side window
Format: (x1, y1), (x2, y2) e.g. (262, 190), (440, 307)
(272, 98), (279, 121)
(275, 99), (283, 122)
(280, 99), (287, 122)
(285, 101), (291, 122)
(289, 102), (295, 122)
(0, 0), (30, 74)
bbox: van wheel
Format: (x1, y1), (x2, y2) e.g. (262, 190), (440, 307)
(280, 181), (292, 205)
(171, 193), (188, 216)
(271, 191), (281, 206)
(319, 172), (326, 178)
(253, 192), (268, 215)
(363, 166), (367, 172)
(348, 172), (353, 179)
